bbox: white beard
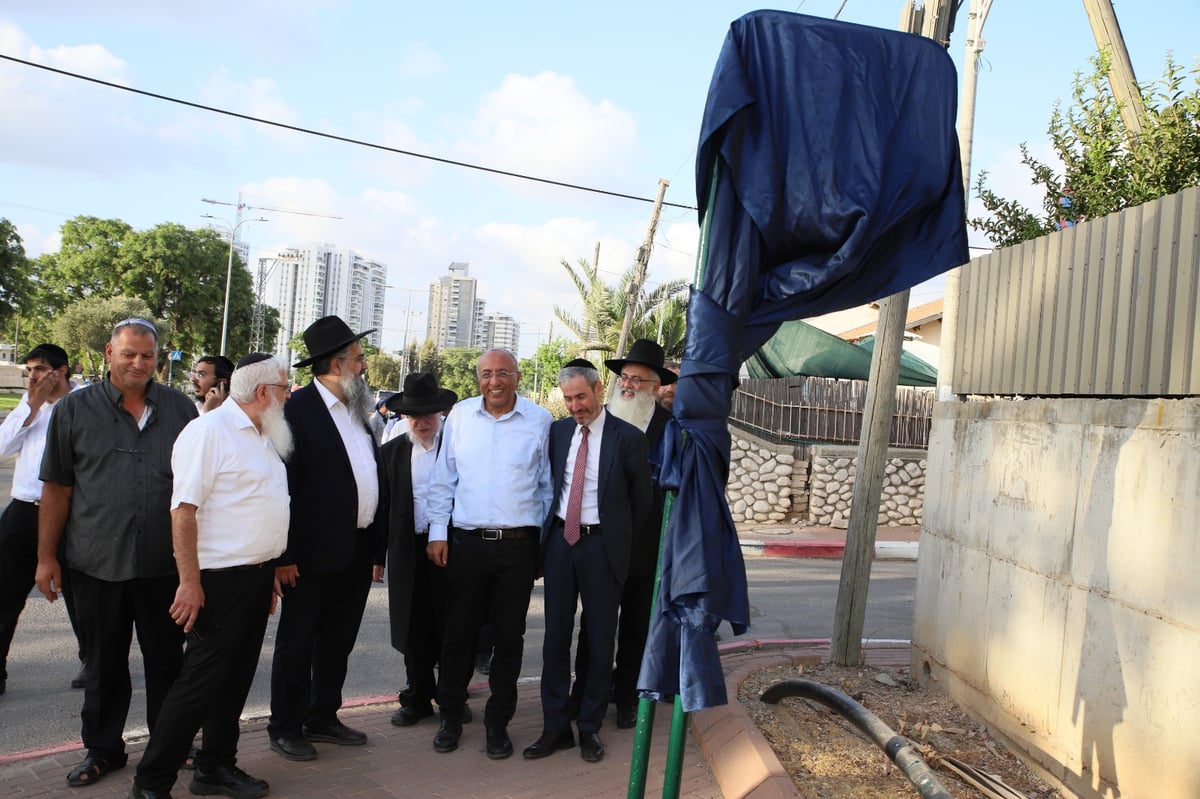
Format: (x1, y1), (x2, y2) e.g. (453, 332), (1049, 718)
(341, 372), (375, 427)
(608, 390), (656, 432)
(262, 398), (295, 460)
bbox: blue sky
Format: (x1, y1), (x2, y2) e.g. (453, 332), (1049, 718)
(1, 1), (1196, 357)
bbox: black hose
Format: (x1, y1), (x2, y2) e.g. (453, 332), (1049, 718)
(760, 679), (955, 799)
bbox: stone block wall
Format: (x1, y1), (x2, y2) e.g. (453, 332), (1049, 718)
(725, 431), (801, 524)
(807, 445), (926, 528)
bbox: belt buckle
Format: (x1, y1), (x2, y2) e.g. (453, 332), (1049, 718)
(482, 528), (502, 541)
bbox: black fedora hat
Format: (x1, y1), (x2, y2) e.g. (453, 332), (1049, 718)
(385, 372), (458, 417)
(604, 339), (677, 385)
(293, 316), (375, 368)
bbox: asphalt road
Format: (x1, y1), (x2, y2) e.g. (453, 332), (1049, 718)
(0, 558), (915, 756)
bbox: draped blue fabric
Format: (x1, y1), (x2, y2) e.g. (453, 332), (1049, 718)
(638, 10), (969, 711)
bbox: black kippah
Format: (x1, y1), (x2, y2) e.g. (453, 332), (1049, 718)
(235, 352), (274, 369)
(564, 358), (596, 370)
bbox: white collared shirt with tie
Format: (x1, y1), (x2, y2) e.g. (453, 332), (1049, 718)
(555, 407), (606, 526)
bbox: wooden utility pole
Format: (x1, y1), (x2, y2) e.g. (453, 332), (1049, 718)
(1082, 0), (1146, 138)
(614, 179), (670, 366)
(831, 0), (954, 666)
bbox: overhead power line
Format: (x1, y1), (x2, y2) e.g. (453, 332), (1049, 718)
(0, 53), (699, 212)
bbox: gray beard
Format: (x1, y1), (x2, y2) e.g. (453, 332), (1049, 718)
(608, 390), (656, 432)
(341, 373), (375, 427)
(262, 399), (295, 460)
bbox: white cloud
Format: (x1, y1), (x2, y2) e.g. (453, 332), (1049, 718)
(395, 42), (446, 79)
(455, 71), (638, 191)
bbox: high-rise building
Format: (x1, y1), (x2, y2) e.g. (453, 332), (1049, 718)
(428, 262), (483, 350)
(260, 243), (386, 365)
(482, 312), (520, 353)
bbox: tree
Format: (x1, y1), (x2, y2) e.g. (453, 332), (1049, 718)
(0, 219), (31, 333)
(367, 350), (403, 392)
(519, 337), (571, 401)
(971, 53), (1200, 247)
(553, 256), (688, 361)
(436, 347), (483, 400)
(35, 216), (133, 309)
(51, 295), (155, 379)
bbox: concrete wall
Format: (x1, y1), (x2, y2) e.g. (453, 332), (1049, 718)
(912, 398), (1200, 799)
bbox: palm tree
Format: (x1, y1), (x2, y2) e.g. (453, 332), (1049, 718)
(554, 256), (688, 361)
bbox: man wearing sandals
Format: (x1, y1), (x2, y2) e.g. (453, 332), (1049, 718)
(129, 353), (292, 799)
(36, 318), (198, 789)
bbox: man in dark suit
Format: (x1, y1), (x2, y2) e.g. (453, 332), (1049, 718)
(523, 359), (650, 763)
(373, 372), (460, 728)
(571, 339), (677, 728)
(267, 316), (384, 762)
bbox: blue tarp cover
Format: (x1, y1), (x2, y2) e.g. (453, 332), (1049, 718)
(641, 10), (968, 711)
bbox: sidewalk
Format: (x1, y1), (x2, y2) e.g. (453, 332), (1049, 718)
(0, 642), (911, 799)
(736, 521), (921, 561)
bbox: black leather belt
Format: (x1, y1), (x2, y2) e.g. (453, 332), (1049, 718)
(454, 526), (537, 541)
(205, 561), (271, 573)
(556, 518), (601, 536)
(12, 498), (40, 507)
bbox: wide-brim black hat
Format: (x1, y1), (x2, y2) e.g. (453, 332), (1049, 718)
(604, 338), (677, 385)
(293, 316), (375, 368)
(385, 372), (458, 417)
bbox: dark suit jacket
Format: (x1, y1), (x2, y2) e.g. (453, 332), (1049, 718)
(629, 404), (671, 577)
(542, 410), (651, 584)
(278, 381), (384, 575)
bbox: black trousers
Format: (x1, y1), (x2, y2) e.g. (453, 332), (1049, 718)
(573, 573), (654, 709)
(70, 569), (184, 762)
(400, 533), (448, 706)
(134, 566), (274, 791)
(436, 529), (536, 728)
(0, 499), (85, 680)
(541, 532), (622, 734)
(268, 533), (374, 737)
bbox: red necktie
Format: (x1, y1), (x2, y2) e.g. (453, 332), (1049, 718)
(563, 425), (589, 546)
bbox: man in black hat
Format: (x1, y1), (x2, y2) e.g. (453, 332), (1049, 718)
(571, 339), (677, 728)
(267, 316), (384, 762)
(0, 343), (81, 696)
(372, 372), (460, 728)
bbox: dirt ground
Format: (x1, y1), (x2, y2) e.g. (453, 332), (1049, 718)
(738, 661), (1067, 799)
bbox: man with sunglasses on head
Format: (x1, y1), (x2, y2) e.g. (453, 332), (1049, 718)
(36, 318), (198, 790)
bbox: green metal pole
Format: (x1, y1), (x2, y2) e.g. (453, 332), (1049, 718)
(626, 161), (720, 799)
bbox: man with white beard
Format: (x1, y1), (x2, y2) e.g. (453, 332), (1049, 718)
(268, 316), (384, 763)
(571, 339), (677, 728)
(130, 353), (292, 799)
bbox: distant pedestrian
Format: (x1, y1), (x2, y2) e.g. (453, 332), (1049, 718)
(129, 354), (292, 799)
(189, 355), (234, 414)
(36, 318), (197, 789)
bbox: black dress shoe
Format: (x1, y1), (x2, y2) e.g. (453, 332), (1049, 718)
(304, 719), (367, 746)
(269, 733), (317, 761)
(433, 717), (462, 753)
(129, 785), (173, 799)
(485, 725), (512, 760)
(579, 732), (605, 763)
(616, 703), (638, 729)
(522, 729), (575, 759)
(391, 704), (434, 727)
(189, 764), (269, 799)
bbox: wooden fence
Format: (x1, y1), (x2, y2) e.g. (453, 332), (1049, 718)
(729, 376), (935, 448)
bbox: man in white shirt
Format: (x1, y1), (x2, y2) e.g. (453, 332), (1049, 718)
(0, 343), (77, 695)
(129, 353), (292, 799)
(426, 348), (553, 759)
(373, 372), (458, 727)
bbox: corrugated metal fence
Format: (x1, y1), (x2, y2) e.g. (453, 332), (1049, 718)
(730, 376), (935, 447)
(956, 186), (1200, 396)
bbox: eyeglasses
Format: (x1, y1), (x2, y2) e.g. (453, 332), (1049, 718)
(618, 373), (659, 388)
(112, 317), (158, 336)
(478, 369), (516, 380)
(262, 383), (291, 393)
(339, 353), (368, 365)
